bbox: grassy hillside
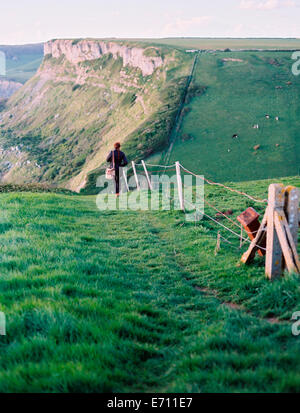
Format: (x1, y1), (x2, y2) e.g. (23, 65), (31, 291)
(0, 40), (193, 191)
(165, 51), (300, 182)
(118, 38), (300, 51)
(0, 44), (43, 84)
(0, 176), (299, 392)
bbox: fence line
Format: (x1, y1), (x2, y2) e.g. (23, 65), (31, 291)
(129, 160), (269, 252)
(179, 164), (268, 204)
(140, 163), (176, 169)
(126, 160), (299, 279)
(184, 198), (267, 251)
(181, 180), (250, 232)
(204, 198), (242, 229)
(134, 161), (267, 204)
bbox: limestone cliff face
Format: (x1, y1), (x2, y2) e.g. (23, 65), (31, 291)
(44, 39), (163, 76)
(0, 80), (22, 98)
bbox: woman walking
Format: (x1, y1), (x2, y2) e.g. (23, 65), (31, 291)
(106, 142), (128, 196)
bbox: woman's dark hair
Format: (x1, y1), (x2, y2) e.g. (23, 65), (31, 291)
(114, 142), (121, 149)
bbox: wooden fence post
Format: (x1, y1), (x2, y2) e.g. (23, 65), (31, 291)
(132, 162), (140, 191)
(241, 210), (268, 264)
(122, 168), (129, 192)
(0, 312), (5, 336)
(175, 161), (184, 212)
(237, 207), (266, 256)
(284, 186), (299, 249)
(141, 161), (153, 191)
(273, 209), (300, 274)
(239, 225), (243, 249)
(215, 231), (221, 256)
(242, 183), (299, 280)
(265, 184), (285, 280)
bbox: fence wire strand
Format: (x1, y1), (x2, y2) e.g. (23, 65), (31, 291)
(129, 160), (268, 252)
(184, 198), (266, 251)
(180, 163), (268, 204)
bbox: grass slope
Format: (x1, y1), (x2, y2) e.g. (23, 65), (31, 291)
(167, 51), (300, 182)
(0, 176), (299, 392)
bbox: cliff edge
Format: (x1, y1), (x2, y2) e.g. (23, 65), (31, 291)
(44, 39), (163, 76)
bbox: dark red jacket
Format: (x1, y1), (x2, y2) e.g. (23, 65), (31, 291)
(106, 150), (128, 170)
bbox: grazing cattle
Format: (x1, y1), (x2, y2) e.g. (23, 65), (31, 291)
(253, 124), (259, 129)
(265, 114), (270, 119)
(275, 116), (279, 121)
(232, 134), (238, 139)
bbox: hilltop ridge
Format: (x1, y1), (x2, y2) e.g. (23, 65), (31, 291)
(44, 39), (163, 76)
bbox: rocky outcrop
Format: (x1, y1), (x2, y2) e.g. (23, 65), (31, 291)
(44, 39), (163, 76)
(0, 80), (22, 98)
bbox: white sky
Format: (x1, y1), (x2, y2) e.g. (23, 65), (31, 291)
(0, 0), (299, 45)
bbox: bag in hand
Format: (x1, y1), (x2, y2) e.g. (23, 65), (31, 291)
(106, 150), (115, 180)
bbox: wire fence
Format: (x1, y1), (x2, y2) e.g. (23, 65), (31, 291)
(130, 160), (268, 253)
(179, 164), (268, 204)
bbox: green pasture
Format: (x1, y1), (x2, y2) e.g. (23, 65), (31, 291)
(142, 38), (300, 51)
(167, 51), (300, 182)
(0, 175), (299, 392)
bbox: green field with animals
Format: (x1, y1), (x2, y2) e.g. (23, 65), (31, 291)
(0, 176), (299, 392)
(162, 51), (300, 183)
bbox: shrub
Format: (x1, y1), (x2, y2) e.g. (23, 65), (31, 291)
(143, 48), (161, 58)
(121, 93), (137, 107)
(0, 98), (7, 112)
(72, 39), (82, 45)
(186, 84), (207, 104)
(181, 133), (193, 142)
(72, 84), (81, 92)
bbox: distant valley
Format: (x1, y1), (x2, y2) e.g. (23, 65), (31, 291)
(0, 43), (43, 98)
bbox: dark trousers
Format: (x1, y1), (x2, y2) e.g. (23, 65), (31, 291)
(114, 169), (120, 194)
